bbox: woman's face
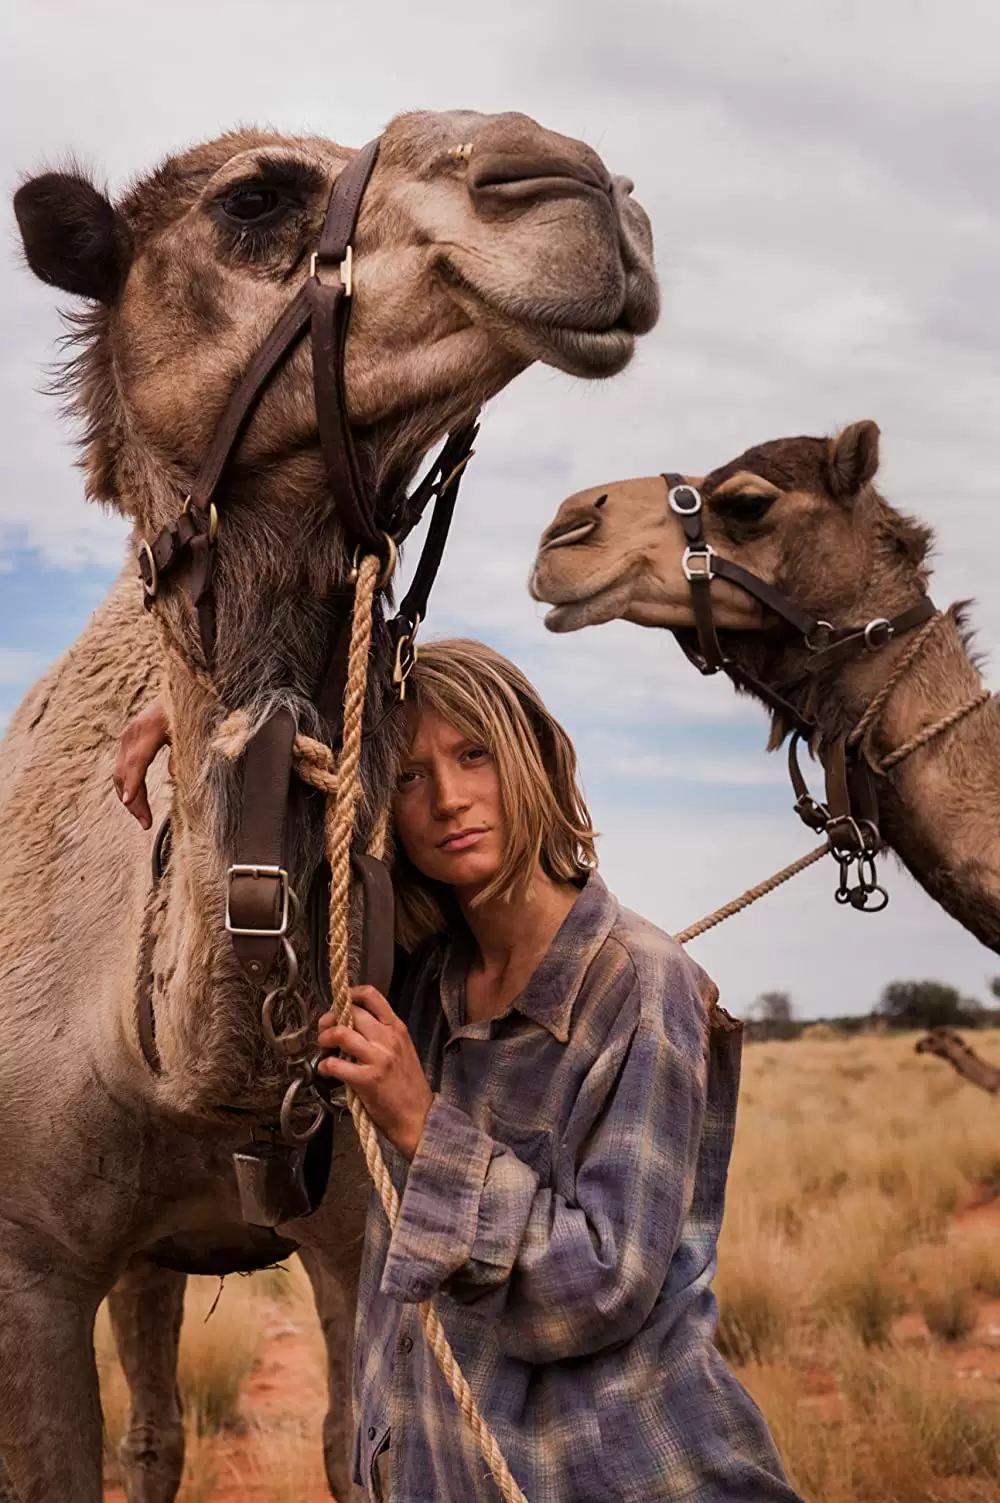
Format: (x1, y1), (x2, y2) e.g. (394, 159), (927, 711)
(392, 708), (507, 895)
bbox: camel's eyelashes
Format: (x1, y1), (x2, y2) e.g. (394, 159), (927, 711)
(218, 185), (288, 225)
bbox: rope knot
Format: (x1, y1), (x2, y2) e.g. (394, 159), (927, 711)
(292, 733), (340, 796)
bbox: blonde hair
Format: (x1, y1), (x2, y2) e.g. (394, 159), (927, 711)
(392, 638), (597, 950)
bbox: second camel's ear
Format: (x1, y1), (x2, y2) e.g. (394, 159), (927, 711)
(826, 420), (881, 500)
(13, 171), (132, 305)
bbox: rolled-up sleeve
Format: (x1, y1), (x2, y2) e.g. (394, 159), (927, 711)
(380, 963), (709, 1363)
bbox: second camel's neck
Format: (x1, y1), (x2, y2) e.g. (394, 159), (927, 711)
(847, 613), (1000, 953)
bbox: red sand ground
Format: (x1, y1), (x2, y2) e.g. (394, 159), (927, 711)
(104, 1300), (331, 1502)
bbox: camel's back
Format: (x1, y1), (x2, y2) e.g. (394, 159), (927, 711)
(0, 567), (162, 997)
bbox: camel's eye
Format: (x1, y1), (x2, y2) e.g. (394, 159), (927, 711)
(218, 185), (287, 225)
(713, 492), (777, 525)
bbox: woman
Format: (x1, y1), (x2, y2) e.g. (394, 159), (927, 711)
(115, 640), (801, 1503)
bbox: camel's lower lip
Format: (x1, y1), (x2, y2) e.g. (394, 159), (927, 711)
(538, 571), (636, 632)
(534, 322), (635, 378)
(441, 259), (636, 377)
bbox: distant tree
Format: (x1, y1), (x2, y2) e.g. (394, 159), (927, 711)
(989, 977), (1000, 1003)
(877, 980), (974, 1031)
(755, 990), (794, 1023)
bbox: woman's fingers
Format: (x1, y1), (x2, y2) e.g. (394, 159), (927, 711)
(114, 737), (153, 829)
(316, 1024), (382, 1070)
(351, 984), (399, 1026)
(113, 699), (173, 831)
(317, 1053), (370, 1087)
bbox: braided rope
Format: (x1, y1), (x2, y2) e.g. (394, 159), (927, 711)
(673, 842), (829, 945)
(676, 603), (993, 945)
(315, 555), (529, 1503)
(846, 609), (947, 751)
(877, 689), (992, 772)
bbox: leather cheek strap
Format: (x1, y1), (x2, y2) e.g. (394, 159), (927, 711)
(228, 709), (297, 984)
(663, 471), (725, 673)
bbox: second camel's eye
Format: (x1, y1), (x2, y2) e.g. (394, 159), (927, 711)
(219, 185), (285, 224)
(715, 492), (777, 525)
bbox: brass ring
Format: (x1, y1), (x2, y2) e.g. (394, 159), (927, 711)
(138, 540), (158, 600)
(378, 533), (397, 588)
(182, 496), (219, 544)
(348, 535), (397, 589)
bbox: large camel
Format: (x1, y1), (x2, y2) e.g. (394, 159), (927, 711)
(529, 422), (1000, 951)
(1, 110), (657, 1503)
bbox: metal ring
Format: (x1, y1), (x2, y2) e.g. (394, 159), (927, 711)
(138, 541), (158, 600)
(863, 617), (892, 651)
(181, 496), (219, 544)
(348, 535), (397, 589)
(261, 987), (310, 1053)
(668, 484), (702, 516)
(804, 620), (834, 652)
(859, 885), (889, 913)
(279, 1077), (328, 1145)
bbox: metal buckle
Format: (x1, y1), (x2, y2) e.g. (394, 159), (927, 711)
(225, 865), (291, 938)
(863, 617), (893, 651)
(138, 540), (158, 600)
(668, 484), (702, 516)
(309, 243), (353, 298)
(682, 545), (716, 581)
(393, 616), (421, 700)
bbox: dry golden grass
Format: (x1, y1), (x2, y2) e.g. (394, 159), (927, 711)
(93, 1029), (1000, 1502)
(722, 1027), (1000, 1502)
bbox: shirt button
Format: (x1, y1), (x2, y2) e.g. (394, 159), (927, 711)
(401, 1335), (413, 1353)
(368, 1426), (377, 1441)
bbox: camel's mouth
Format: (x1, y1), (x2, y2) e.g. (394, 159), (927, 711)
(438, 257), (644, 379)
(534, 568), (639, 633)
(534, 320), (637, 378)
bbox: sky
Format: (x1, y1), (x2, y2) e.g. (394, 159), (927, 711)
(3, 0), (1000, 1019)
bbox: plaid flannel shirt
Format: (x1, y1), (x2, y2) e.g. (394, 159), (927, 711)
(352, 872), (802, 1503)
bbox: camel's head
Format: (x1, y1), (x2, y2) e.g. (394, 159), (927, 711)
(14, 111), (657, 522)
(531, 422), (933, 677)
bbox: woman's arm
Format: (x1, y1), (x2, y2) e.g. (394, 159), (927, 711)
(379, 966), (709, 1365)
(113, 695), (172, 829)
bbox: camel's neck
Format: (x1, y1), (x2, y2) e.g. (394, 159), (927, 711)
(835, 613), (1000, 954)
(131, 461), (405, 1119)
(933, 1039), (1000, 1093)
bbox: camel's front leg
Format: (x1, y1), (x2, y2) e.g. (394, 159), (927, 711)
(0, 1258), (104, 1503)
(299, 1242), (365, 1501)
(295, 1126), (370, 1502)
(107, 1260), (187, 1503)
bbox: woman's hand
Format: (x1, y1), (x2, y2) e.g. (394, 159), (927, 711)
(318, 986), (433, 1162)
(113, 696), (173, 830)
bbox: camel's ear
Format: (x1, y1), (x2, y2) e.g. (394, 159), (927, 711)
(13, 171), (132, 305)
(826, 420), (880, 500)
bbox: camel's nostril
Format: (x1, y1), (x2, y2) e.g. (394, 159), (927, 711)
(468, 151), (612, 212)
(594, 494), (607, 509)
(541, 516), (599, 552)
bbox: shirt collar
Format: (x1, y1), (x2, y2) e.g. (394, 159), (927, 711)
(439, 871), (618, 1044)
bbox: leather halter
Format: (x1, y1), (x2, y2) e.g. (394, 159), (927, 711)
(662, 473), (936, 864)
(136, 138), (479, 1066)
